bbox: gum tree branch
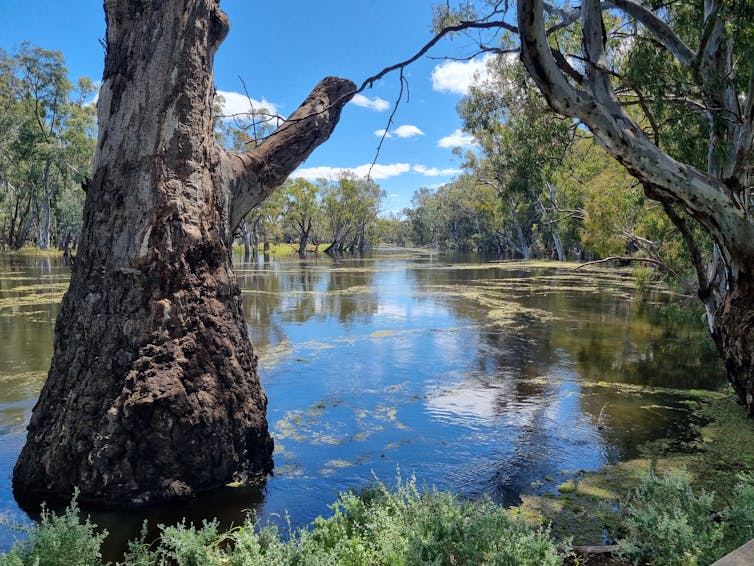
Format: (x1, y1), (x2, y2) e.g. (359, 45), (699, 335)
(225, 76), (355, 231)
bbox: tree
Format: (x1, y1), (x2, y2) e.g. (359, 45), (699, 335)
(0, 45), (95, 251)
(320, 174), (383, 254)
(280, 178), (319, 258)
(460, 55), (575, 260)
(13, 1), (354, 505)
(400, 1), (754, 412)
(515, 0), (754, 411)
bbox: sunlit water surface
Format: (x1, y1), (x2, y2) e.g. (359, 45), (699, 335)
(0, 249), (724, 559)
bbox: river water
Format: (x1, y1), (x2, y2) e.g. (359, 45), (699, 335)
(0, 249), (724, 558)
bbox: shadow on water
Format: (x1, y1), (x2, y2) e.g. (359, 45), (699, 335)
(0, 249), (725, 560)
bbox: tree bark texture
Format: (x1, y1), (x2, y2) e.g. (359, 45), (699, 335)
(518, 0), (754, 412)
(13, 0), (354, 504)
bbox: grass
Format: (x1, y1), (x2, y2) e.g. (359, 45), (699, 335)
(232, 243), (322, 257)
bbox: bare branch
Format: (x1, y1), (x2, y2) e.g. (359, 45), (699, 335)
(356, 19), (517, 94)
(575, 256), (664, 268)
(239, 76), (259, 145)
(575, 255), (695, 294)
(368, 70), (407, 181)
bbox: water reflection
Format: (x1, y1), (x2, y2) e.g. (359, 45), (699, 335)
(0, 250), (724, 559)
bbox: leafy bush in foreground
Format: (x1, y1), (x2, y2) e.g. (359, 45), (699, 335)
(0, 490), (107, 566)
(722, 473), (754, 555)
(8, 471), (752, 565)
(617, 469), (722, 566)
(2, 477), (562, 565)
(617, 470), (754, 566)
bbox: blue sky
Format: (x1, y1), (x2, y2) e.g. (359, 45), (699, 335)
(0, 1), (498, 215)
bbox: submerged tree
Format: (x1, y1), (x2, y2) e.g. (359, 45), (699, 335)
(279, 178), (320, 258)
(13, 1), (354, 504)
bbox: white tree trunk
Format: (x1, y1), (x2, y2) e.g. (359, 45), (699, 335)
(518, 0), (754, 412)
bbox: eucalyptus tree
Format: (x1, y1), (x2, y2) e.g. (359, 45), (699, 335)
(460, 54), (575, 260)
(280, 177), (320, 257)
(405, 187), (442, 247)
(0, 45), (94, 250)
(515, 0), (754, 410)
(13, 1), (354, 505)
(405, 176), (503, 253)
(320, 174), (383, 253)
(411, 0), (754, 411)
(346, 176), (384, 252)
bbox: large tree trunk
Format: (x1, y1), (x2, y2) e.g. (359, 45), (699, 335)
(713, 269), (754, 414)
(13, 0), (354, 505)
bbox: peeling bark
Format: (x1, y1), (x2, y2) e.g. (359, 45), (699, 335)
(518, 0), (754, 412)
(13, 0), (354, 505)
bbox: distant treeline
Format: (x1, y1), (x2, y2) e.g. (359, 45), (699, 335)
(1, 42), (703, 295)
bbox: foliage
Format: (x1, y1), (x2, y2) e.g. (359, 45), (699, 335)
(617, 471), (754, 564)
(617, 469), (723, 566)
(3, 478), (563, 566)
(722, 473), (754, 554)
(7, 471), (754, 565)
(318, 174), (384, 253)
(0, 43), (96, 251)
(0, 490), (106, 566)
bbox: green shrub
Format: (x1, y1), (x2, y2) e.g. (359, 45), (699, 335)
(0, 490), (107, 566)
(722, 473), (754, 554)
(2, 477), (562, 565)
(297, 475), (562, 565)
(616, 469), (723, 566)
(9, 472), (754, 565)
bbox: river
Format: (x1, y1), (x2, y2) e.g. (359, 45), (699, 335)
(0, 249), (724, 558)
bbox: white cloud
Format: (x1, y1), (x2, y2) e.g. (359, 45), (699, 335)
(294, 163), (411, 181)
(216, 90), (279, 117)
(431, 54), (494, 96)
(413, 164), (462, 176)
(296, 162), (461, 181)
(375, 124), (424, 139)
(393, 124), (424, 138)
(351, 93), (390, 111)
(437, 129), (478, 149)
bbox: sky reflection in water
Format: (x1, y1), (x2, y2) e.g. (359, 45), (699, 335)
(0, 250), (723, 558)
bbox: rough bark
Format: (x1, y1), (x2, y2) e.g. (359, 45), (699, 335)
(13, 0), (354, 505)
(518, 0), (754, 412)
(713, 270), (754, 413)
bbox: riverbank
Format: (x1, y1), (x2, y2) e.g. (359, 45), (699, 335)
(513, 385), (754, 546)
(3, 387), (751, 565)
